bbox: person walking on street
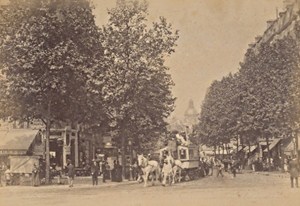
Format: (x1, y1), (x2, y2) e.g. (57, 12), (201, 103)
(288, 156), (299, 188)
(66, 160), (75, 187)
(231, 159), (237, 178)
(216, 159), (224, 178)
(91, 160), (99, 186)
(102, 159), (108, 183)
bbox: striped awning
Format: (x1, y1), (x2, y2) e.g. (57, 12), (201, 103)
(263, 139), (281, 152)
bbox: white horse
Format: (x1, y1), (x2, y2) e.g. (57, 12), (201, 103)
(137, 154), (160, 187)
(162, 155), (174, 186)
(162, 155), (183, 185)
(172, 159), (183, 184)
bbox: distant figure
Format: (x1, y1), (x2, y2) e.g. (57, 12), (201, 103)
(216, 160), (224, 178)
(209, 157), (214, 176)
(4, 167), (11, 186)
(231, 159), (238, 178)
(32, 163), (40, 187)
(288, 157), (299, 188)
(101, 159), (109, 183)
(91, 160), (99, 186)
(55, 164), (63, 184)
(66, 160), (75, 187)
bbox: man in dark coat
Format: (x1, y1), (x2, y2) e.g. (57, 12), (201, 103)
(288, 157), (299, 188)
(91, 160), (99, 186)
(66, 160), (75, 187)
(101, 159), (108, 183)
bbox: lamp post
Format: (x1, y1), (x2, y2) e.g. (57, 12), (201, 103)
(128, 138), (133, 181)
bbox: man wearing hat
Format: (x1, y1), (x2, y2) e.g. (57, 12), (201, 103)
(91, 159), (99, 186)
(66, 160), (75, 187)
(288, 156), (299, 188)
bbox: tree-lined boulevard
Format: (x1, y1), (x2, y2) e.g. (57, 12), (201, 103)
(0, 0), (300, 205)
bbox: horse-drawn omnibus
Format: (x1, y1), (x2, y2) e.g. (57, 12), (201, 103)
(155, 139), (201, 182)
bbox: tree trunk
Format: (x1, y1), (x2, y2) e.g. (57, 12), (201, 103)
(236, 136), (239, 152)
(266, 135), (270, 163)
(121, 133), (126, 180)
(45, 102), (51, 184)
(296, 131), (299, 158)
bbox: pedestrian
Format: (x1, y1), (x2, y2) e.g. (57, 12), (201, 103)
(209, 157), (214, 176)
(66, 160), (75, 187)
(231, 159), (237, 178)
(32, 163), (40, 187)
(91, 159), (99, 186)
(101, 159), (108, 183)
(115, 160), (122, 182)
(288, 156), (299, 188)
(216, 159), (224, 178)
(55, 164), (63, 184)
(4, 167), (11, 186)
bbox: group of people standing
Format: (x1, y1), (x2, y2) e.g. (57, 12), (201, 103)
(90, 159), (122, 186)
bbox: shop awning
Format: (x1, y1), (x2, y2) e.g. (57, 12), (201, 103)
(263, 138), (281, 152)
(0, 129), (39, 153)
(9, 155), (39, 173)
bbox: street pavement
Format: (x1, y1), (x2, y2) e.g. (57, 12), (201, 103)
(0, 171), (299, 206)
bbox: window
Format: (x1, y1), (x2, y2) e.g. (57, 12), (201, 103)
(180, 149), (187, 159)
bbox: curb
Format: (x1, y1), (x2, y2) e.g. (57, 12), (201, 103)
(0, 180), (138, 190)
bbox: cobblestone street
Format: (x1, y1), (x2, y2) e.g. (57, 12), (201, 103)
(1, 172), (299, 206)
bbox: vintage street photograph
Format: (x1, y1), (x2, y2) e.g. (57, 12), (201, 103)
(0, 0), (300, 205)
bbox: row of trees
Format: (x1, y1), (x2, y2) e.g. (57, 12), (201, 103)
(197, 23), (300, 155)
(0, 0), (178, 182)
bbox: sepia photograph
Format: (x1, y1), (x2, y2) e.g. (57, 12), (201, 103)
(0, 0), (299, 205)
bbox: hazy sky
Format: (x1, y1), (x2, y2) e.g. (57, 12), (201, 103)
(93, 0), (286, 119)
(0, 0), (286, 119)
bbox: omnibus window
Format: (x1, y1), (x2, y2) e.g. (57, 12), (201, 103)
(180, 149), (187, 159)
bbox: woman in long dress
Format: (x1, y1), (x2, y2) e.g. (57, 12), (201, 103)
(32, 164), (40, 187)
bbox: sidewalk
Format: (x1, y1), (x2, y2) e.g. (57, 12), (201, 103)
(0, 176), (138, 190)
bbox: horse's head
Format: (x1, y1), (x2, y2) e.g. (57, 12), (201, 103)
(137, 154), (147, 168)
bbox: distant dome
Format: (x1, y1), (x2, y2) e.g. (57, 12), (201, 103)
(184, 99), (199, 126)
(184, 100), (197, 117)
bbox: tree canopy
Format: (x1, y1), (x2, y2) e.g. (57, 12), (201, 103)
(197, 26), (300, 150)
(100, 0), (178, 152)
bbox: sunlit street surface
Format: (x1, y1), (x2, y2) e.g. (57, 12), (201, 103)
(1, 172), (299, 206)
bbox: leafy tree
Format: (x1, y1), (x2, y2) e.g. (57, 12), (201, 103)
(0, 0), (106, 183)
(197, 25), (300, 160)
(100, 0), (178, 175)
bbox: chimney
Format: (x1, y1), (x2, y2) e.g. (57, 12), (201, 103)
(267, 20), (275, 29)
(255, 36), (262, 42)
(279, 11), (286, 18)
(248, 43), (255, 48)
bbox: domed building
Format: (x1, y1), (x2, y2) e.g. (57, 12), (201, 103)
(183, 99), (199, 131)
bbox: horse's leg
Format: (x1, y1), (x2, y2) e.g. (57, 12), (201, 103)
(156, 167), (161, 184)
(178, 168), (182, 182)
(162, 171), (166, 186)
(151, 171), (155, 186)
(172, 167), (176, 184)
